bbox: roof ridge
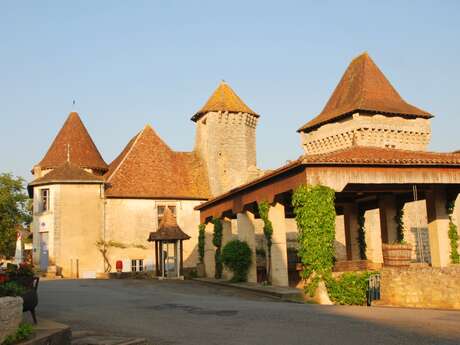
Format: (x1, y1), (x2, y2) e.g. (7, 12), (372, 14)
(106, 129), (144, 182)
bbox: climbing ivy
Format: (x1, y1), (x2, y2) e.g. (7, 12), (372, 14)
(357, 208), (367, 260)
(395, 203), (405, 243)
(198, 223), (205, 263)
(212, 218), (223, 279)
(292, 185), (336, 296)
(446, 198), (460, 264)
(258, 201), (273, 284)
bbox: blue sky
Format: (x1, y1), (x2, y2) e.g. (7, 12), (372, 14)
(1, 1), (460, 180)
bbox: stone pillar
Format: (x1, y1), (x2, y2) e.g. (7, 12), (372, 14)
(364, 208), (383, 263)
(267, 203), (289, 287)
(236, 211), (257, 283)
(204, 222), (215, 278)
(426, 187), (450, 267)
(344, 203), (360, 260)
(221, 218), (233, 280)
(334, 215), (347, 261)
(378, 195), (398, 244)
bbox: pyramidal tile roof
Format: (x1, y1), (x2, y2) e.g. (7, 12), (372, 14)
(148, 207), (190, 241)
(191, 81), (258, 122)
(298, 53), (432, 132)
(37, 112), (108, 172)
(105, 125), (210, 199)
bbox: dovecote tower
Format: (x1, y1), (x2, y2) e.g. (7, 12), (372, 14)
(192, 81), (260, 196)
(298, 53), (433, 155)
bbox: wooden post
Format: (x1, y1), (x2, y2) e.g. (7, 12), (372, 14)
(155, 241), (159, 276)
(180, 240), (184, 276)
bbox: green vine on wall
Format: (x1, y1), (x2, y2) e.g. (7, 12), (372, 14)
(212, 218), (223, 279)
(198, 223), (205, 263)
(395, 203), (405, 243)
(446, 197), (460, 264)
(258, 201), (273, 284)
(357, 208), (367, 260)
(292, 185), (336, 296)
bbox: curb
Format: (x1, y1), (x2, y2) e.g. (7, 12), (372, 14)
(193, 278), (303, 302)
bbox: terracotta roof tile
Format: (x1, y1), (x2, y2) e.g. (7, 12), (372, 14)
(191, 81), (258, 122)
(38, 112), (108, 172)
(302, 146), (460, 166)
(148, 207), (190, 241)
(298, 53), (432, 132)
(29, 162), (104, 187)
(105, 125), (210, 199)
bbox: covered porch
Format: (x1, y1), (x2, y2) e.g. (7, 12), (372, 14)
(195, 147), (460, 287)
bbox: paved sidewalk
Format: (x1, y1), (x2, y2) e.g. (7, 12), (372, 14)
(193, 278), (303, 301)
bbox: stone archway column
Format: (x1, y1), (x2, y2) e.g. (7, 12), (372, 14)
(426, 187), (450, 267)
(236, 211), (257, 283)
(364, 208), (383, 264)
(221, 219), (233, 280)
(267, 203), (289, 287)
(204, 222), (215, 278)
(378, 195), (398, 244)
(343, 203), (360, 260)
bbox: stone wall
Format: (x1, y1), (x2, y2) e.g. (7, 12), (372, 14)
(380, 266), (460, 309)
(301, 113), (431, 155)
(0, 297), (22, 344)
(194, 111), (259, 196)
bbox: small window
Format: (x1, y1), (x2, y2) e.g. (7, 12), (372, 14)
(157, 205), (176, 226)
(131, 259), (144, 272)
(40, 189), (50, 212)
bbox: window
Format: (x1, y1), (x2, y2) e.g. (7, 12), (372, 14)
(157, 205), (176, 226)
(131, 259), (144, 272)
(40, 189), (50, 212)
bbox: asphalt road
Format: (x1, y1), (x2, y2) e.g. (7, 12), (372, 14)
(35, 279), (460, 345)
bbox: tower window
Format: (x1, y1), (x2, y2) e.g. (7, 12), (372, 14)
(40, 189), (50, 212)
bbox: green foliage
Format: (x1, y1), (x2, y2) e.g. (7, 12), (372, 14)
(212, 218), (223, 279)
(198, 223), (205, 263)
(446, 198), (460, 264)
(0, 281), (26, 297)
(258, 201), (273, 283)
(292, 185), (336, 295)
(325, 272), (374, 305)
(394, 203), (405, 243)
(0, 173), (32, 258)
(1, 323), (34, 345)
(222, 240), (252, 282)
(357, 208), (367, 260)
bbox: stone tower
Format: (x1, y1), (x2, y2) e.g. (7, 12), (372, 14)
(298, 53), (433, 155)
(192, 81), (260, 196)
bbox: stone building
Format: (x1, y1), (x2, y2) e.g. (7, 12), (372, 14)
(28, 81), (260, 278)
(196, 53), (460, 287)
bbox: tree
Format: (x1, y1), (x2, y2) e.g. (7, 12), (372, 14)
(0, 173), (32, 258)
(258, 201), (273, 284)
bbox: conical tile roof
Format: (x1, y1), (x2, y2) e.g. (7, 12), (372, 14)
(298, 53), (432, 133)
(148, 207), (190, 241)
(105, 125), (210, 199)
(191, 81), (258, 122)
(37, 112), (108, 172)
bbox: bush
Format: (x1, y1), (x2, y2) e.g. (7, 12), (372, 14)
(0, 281), (26, 297)
(325, 272), (373, 305)
(2, 323), (34, 345)
(198, 224), (205, 263)
(222, 240), (252, 282)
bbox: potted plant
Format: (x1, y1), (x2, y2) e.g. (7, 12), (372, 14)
(382, 205), (412, 267)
